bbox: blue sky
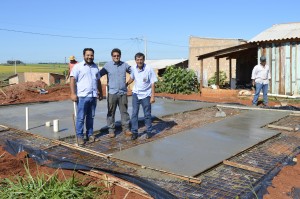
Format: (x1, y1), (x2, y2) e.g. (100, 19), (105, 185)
(0, 0), (299, 63)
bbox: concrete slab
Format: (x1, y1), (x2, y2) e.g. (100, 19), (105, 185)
(112, 110), (289, 177)
(0, 98), (214, 139)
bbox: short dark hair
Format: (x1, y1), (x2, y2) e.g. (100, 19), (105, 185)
(111, 48), (121, 56)
(135, 52), (145, 60)
(83, 48), (94, 55)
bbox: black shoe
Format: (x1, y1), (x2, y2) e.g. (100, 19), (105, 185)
(145, 132), (153, 139)
(131, 133), (138, 140)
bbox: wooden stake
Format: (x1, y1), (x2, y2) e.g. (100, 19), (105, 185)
(268, 124), (295, 132)
(79, 169), (153, 199)
(223, 160), (266, 174)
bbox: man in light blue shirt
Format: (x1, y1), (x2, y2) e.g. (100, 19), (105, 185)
(99, 48), (132, 138)
(70, 48), (103, 146)
(126, 52), (158, 140)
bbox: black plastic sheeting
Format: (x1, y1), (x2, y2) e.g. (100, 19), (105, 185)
(4, 140), (177, 199)
(266, 105), (300, 111)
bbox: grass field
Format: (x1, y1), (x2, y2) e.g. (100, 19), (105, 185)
(0, 64), (68, 80)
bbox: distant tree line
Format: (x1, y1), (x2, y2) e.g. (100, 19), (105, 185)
(6, 60), (24, 65)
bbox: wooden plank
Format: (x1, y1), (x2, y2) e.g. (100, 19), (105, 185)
(268, 124), (295, 132)
(290, 113), (300, 116)
(279, 44), (285, 94)
(0, 88), (7, 97)
(114, 159), (201, 184)
(216, 58), (219, 86)
(4, 125), (109, 158)
(223, 160), (266, 174)
(296, 43), (300, 95)
(200, 59), (203, 95)
(275, 45), (280, 94)
(291, 43), (296, 95)
(80, 169), (153, 199)
(229, 58), (232, 89)
(285, 43), (291, 95)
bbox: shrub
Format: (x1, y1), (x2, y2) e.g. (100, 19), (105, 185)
(208, 71), (227, 86)
(155, 66), (199, 94)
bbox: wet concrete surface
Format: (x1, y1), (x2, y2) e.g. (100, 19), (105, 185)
(0, 97), (214, 139)
(112, 110), (289, 177)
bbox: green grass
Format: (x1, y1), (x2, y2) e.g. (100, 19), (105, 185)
(0, 64), (69, 81)
(0, 64), (68, 74)
(0, 161), (109, 199)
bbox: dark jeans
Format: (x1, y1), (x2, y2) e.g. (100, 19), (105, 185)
(76, 97), (97, 138)
(131, 93), (153, 134)
(107, 93), (130, 132)
(252, 83), (269, 105)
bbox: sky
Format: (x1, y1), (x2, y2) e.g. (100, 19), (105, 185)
(0, 0), (300, 63)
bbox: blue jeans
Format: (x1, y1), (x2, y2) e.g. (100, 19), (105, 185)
(131, 93), (152, 134)
(252, 83), (268, 105)
(76, 97), (97, 138)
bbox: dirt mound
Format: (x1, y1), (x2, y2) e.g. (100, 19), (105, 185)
(0, 82), (70, 105)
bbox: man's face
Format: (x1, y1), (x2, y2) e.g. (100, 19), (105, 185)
(84, 50), (94, 65)
(261, 61), (266, 66)
(135, 56), (144, 68)
(112, 52), (121, 63)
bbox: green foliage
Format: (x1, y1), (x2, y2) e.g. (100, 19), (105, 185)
(155, 66), (199, 94)
(208, 71), (227, 86)
(0, 161), (108, 199)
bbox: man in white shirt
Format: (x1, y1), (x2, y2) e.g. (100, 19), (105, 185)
(126, 52), (158, 140)
(251, 56), (271, 107)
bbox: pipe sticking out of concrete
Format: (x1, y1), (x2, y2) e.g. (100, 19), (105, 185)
(73, 102), (77, 118)
(25, 107), (29, 130)
(53, 119), (59, 132)
(45, 121), (51, 127)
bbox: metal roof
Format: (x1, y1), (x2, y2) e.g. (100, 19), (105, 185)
(126, 59), (187, 70)
(197, 43), (257, 60)
(249, 22), (300, 42)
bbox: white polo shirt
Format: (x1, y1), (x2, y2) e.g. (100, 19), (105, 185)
(130, 64), (158, 99)
(251, 64), (271, 85)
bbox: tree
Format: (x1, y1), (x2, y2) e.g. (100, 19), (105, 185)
(155, 66), (199, 94)
(6, 60), (24, 65)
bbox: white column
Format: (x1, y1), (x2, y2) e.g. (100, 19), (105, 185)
(25, 107), (29, 130)
(53, 119), (59, 132)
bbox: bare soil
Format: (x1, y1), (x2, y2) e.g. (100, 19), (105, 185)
(0, 82), (300, 198)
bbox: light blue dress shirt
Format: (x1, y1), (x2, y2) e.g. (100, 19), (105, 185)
(70, 61), (100, 97)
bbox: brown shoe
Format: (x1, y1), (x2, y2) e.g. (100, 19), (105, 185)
(108, 132), (116, 138)
(88, 135), (96, 143)
(124, 130), (133, 136)
(77, 137), (85, 146)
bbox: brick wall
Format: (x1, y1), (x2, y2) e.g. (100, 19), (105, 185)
(189, 36), (245, 86)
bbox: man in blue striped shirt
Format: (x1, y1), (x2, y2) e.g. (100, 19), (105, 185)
(70, 48), (103, 146)
(100, 48), (132, 138)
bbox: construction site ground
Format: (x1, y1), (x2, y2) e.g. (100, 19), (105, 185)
(0, 82), (300, 198)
